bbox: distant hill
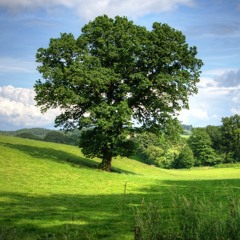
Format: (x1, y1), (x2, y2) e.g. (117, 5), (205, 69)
(181, 124), (193, 131)
(0, 128), (51, 139)
(0, 128), (81, 146)
(181, 124), (193, 135)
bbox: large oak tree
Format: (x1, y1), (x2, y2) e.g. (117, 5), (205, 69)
(34, 15), (203, 171)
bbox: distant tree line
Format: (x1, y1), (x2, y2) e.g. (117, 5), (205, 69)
(43, 130), (80, 145)
(186, 114), (240, 167)
(0, 128), (49, 138)
(133, 130), (184, 169)
(181, 124), (193, 135)
(0, 128), (81, 146)
(133, 114), (240, 169)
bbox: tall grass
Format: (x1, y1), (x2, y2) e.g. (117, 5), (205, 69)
(134, 194), (240, 240)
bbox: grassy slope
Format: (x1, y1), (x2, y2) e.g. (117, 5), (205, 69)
(0, 135), (240, 239)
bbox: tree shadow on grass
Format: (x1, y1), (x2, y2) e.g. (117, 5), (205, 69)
(0, 191), (149, 240)
(2, 142), (98, 169)
(0, 178), (240, 239)
(1, 142), (136, 175)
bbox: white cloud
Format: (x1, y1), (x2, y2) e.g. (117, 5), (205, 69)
(0, 85), (60, 130)
(232, 86), (240, 103)
(230, 85), (240, 118)
(214, 69), (240, 87)
(0, 85), (35, 105)
(179, 68), (240, 126)
(203, 68), (238, 77)
(178, 108), (210, 123)
(197, 76), (217, 88)
(178, 103), (221, 127)
(231, 107), (240, 115)
(0, 0), (194, 19)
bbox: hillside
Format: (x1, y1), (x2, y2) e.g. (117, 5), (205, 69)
(0, 128), (51, 138)
(0, 135), (240, 239)
(0, 128), (81, 146)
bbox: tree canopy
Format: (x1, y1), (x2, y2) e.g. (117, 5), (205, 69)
(34, 15), (203, 171)
(173, 144), (194, 169)
(188, 128), (216, 166)
(205, 125), (222, 151)
(221, 114), (240, 162)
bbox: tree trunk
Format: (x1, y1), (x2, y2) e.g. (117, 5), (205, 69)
(98, 149), (112, 172)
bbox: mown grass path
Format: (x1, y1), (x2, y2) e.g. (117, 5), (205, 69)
(0, 135), (239, 239)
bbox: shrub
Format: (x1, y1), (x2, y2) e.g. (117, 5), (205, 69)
(16, 132), (42, 141)
(188, 128), (216, 166)
(133, 132), (167, 165)
(43, 131), (80, 145)
(173, 145), (194, 169)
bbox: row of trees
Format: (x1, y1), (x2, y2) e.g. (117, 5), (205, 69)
(133, 114), (240, 169)
(133, 130), (183, 168)
(16, 130), (80, 146)
(190, 114), (240, 165)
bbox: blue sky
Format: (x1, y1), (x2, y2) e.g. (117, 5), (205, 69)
(0, 0), (240, 130)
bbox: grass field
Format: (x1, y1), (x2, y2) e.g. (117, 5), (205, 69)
(0, 135), (240, 239)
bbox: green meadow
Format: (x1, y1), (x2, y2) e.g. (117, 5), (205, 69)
(0, 135), (240, 239)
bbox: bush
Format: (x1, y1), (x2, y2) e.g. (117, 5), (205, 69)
(44, 131), (65, 143)
(43, 131), (80, 145)
(16, 132), (42, 141)
(156, 148), (179, 169)
(173, 145), (194, 169)
(133, 132), (167, 165)
(188, 128), (217, 166)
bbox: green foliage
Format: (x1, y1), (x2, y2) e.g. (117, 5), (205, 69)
(221, 114), (240, 162)
(206, 125), (222, 151)
(16, 132), (42, 141)
(159, 148), (180, 169)
(43, 131), (65, 143)
(79, 128), (135, 160)
(145, 145), (165, 166)
(133, 130), (184, 168)
(188, 128), (217, 166)
(62, 130), (81, 146)
(133, 132), (168, 166)
(0, 128), (51, 139)
(34, 15), (203, 171)
(184, 116), (240, 166)
(43, 130), (80, 146)
(173, 144), (194, 169)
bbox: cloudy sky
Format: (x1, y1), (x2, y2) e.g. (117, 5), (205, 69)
(0, 0), (240, 130)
